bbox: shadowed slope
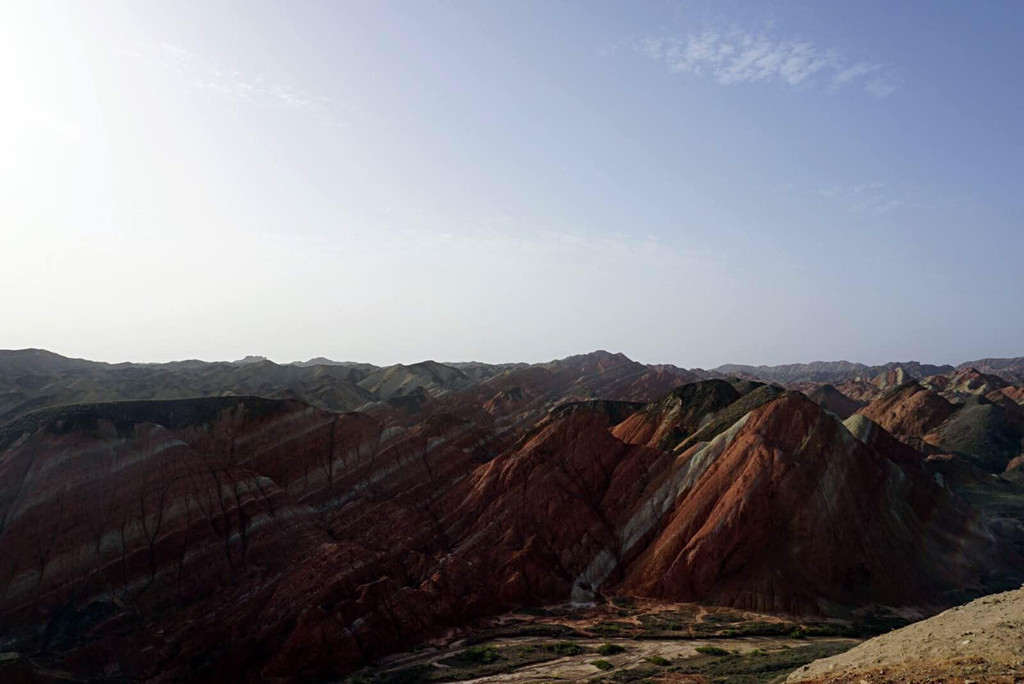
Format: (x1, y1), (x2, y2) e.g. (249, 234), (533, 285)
(0, 383), (1017, 681)
(807, 383), (865, 419)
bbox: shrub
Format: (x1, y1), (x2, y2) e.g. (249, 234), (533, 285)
(645, 655), (671, 666)
(790, 627), (808, 639)
(597, 643), (626, 656)
(695, 646), (731, 656)
(458, 645), (500, 664)
(592, 659), (614, 671)
(612, 596), (637, 609)
(549, 641), (584, 656)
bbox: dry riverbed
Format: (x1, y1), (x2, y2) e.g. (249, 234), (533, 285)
(344, 598), (882, 683)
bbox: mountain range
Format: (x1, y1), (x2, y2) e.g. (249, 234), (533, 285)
(4, 348), (1023, 426)
(1, 348), (1023, 681)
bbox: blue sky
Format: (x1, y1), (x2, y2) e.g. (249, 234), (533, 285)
(1, 1), (1022, 367)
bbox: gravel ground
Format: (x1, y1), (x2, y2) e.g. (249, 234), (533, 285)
(788, 587), (1024, 683)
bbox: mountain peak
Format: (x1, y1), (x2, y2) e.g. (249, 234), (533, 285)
(233, 355), (269, 365)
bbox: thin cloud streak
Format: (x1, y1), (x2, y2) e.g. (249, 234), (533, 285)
(787, 181), (911, 215)
(128, 41), (346, 125)
(631, 29), (898, 97)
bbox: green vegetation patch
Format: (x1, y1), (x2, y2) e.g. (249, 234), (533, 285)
(611, 596), (638, 609)
(675, 642), (856, 683)
(603, 665), (661, 682)
(589, 620), (635, 636)
(637, 607), (698, 633)
(372, 640), (590, 682)
(592, 659), (614, 671)
(645, 655), (671, 666)
(439, 645), (501, 667)
(539, 641), (585, 657)
(695, 646), (731, 656)
(596, 643), (626, 656)
(692, 619), (794, 637)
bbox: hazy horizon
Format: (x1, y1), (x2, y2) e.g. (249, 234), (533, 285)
(5, 344), (1016, 371)
(3, 1), (1022, 368)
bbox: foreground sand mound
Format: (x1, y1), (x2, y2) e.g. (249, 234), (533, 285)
(789, 587), (1024, 683)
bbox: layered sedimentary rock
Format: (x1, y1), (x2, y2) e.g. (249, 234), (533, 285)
(714, 361), (953, 386)
(958, 357), (1024, 384)
(924, 396), (1024, 473)
(0, 397), (504, 680)
(618, 394), (1000, 612)
(923, 367), (1009, 402)
(856, 381), (956, 448)
(806, 383), (865, 419)
(0, 377), (1018, 681)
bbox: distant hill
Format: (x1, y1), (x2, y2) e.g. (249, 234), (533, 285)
(715, 360), (955, 384)
(0, 349), (696, 425)
(959, 356), (1024, 383)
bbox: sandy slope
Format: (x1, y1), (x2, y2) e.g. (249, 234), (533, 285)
(789, 588), (1024, 683)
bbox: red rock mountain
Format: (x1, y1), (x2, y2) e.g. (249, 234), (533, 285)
(805, 383), (866, 419)
(923, 367), (1009, 402)
(856, 381), (957, 449)
(1, 371), (1017, 681)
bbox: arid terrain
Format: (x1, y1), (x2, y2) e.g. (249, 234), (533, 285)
(1, 349), (1023, 682)
(789, 587), (1024, 683)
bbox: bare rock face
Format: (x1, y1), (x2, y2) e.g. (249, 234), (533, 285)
(923, 367), (1009, 402)
(959, 356), (1024, 384)
(994, 385), (1024, 405)
(610, 379), (743, 449)
(856, 381), (957, 449)
(923, 396), (1024, 473)
(0, 384), (1018, 681)
(806, 383), (866, 419)
(832, 377), (885, 403)
(619, 393), (1002, 613)
(0, 397), (498, 681)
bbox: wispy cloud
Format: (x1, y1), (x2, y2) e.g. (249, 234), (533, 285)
(791, 181), (909, 214)
(127, 41), (346, 125)
(629, 29), (898, 97)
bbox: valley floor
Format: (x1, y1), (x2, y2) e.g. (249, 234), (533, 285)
(345, 599), (875, 683)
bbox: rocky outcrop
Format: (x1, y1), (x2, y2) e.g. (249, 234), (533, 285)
(806, 384), (865, 419)
(0, 397), (503, 681)
(356, 360), (473, 398)
(0, 379), (1018, 681)
(923, 367), (1009, 402)
(924, 396), (1024, 473)
(991, 385), (1024, 406)
(715, 361), (954, 385)
(619, 393), (1003, 613)
(0, 353), (377, 424)
(856, 381), (957, 449)
(959, 357), (1024, 384)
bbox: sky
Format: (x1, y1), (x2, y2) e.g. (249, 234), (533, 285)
(2, 1), (1022, 368)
